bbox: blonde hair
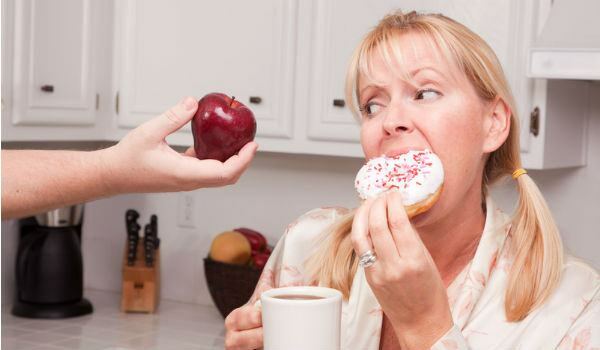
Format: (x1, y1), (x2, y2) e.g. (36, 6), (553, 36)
(305, 10), (563, 322)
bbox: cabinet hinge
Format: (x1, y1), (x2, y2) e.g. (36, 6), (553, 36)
(115, 92), (120, 115)
(530, 106), (540, 137)
(95, 93), (100, 110)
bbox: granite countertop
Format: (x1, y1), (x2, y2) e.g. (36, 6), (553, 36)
(1, 289), (226, 350)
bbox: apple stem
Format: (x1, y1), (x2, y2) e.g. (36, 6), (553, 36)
(230, 96), (235, 107)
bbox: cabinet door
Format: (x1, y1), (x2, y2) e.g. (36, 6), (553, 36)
(11, 0), (96, 126)
(307, 0), (399, 143)
(2, 0), (14, 122)
(115, 0), (297, 139)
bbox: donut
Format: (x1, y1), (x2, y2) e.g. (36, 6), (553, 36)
(354, 149), (444, 218)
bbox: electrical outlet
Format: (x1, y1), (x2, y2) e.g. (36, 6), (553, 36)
(177, 193), (196, 228)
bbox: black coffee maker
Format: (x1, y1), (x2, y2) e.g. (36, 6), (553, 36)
(12, 204), (93, 318)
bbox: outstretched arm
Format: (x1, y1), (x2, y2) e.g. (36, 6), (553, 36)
(2, 97), (258, 220)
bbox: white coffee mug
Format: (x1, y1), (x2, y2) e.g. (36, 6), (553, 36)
(260, 286), (342, 350)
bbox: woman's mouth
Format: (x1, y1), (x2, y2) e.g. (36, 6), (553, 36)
(384, 146), (427, 158)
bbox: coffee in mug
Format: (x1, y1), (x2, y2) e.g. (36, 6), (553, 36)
(272, 294), (325, 300)
(261, 286), (342, 350)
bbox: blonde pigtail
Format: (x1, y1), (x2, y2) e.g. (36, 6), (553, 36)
(305, 212), (357, 299)
(505, 173), (563, 321)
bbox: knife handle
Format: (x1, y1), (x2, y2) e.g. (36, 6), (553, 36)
(144, 223), (155, 267)
(126, 209), (141, 243)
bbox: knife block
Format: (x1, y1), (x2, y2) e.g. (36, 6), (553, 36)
(120, 239), (160, 313)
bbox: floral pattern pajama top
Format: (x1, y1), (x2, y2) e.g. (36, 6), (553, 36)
(248, 197), (599, 349)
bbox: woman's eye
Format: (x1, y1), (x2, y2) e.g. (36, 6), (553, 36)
(415, 89), (440, 101)
(360, 102), (382, 116)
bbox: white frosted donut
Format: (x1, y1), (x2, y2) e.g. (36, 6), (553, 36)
(354, 150), (444, 217)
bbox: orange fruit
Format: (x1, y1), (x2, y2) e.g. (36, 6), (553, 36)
(209, 231), (252, 265)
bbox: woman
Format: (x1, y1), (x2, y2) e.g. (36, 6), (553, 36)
(225, 11), (599, 349)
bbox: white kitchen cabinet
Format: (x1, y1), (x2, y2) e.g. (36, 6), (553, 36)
(3, 0), (588, 169)
(114, 0), (297, 141)
(1, 0), (14, 124)
(10, 0), (95, 126)
(520, 79), (590, 169)
(110, 0), (550, 162)
(519, 0), (590, 169)
(2, 0), (114, 142)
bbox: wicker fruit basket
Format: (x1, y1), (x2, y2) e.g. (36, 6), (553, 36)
(204, 257), (262, 318)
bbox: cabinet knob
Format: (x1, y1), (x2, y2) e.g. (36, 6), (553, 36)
(40, 85), (54, 93)
(333, 99), (345, 107)
(249, 96), (262, 104)
(530, 107), (540, 137)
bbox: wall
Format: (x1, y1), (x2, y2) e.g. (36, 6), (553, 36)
(2, 83), (599, 307)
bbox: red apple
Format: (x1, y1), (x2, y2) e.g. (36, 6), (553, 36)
(251, 252), (270, 269)
(192, 93), (257, 162)
(234, 227), (267, 252)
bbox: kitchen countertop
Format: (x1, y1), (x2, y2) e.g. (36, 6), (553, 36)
(1, 289), (226, 350)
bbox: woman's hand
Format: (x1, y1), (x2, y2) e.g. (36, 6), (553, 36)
(224, 304), (263, 350)
(100, 96), (258, 194)
(351, 191), (453, 349)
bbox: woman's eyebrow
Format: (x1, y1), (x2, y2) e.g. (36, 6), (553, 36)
(410, 66), (451, 81)
(358, 66), (451, 96)
(359, 84), (387, 97)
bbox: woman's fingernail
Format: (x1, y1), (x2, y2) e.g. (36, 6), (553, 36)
(182, 97), (196, 111)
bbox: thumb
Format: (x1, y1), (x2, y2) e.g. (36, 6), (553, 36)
(141, 97), (198, 139)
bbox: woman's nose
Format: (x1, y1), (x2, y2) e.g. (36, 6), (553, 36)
(382, 107), (413, 136)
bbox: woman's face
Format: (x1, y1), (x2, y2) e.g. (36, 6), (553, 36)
(358, 32), (501, 223)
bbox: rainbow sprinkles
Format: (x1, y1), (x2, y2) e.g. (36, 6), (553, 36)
(354, 149), (444, 206)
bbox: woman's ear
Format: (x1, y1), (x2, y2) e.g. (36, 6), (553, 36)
(482, 97), (511, 153)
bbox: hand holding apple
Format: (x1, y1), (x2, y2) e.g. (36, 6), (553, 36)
(192, 93), (257, 162)
(102, 96), (258, 194)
